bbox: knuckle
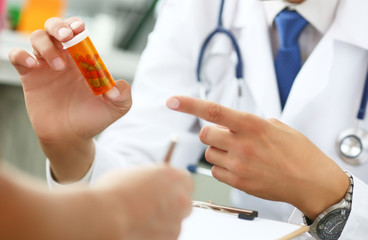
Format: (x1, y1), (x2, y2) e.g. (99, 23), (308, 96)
(228, 175), (244, 189)
(238, 113), (249, 124)
(44, 17), (61, 27)
(250, 121), (268, 137)
(204, 147), (211, 161)
(266, 118), (284, 129)
(267, 118), (280, 124)
(162, 167), (190, 185)
(242, 114), (267, 135)
(205, 148), (220, 166)
(8, 48), (20, 64)
(238, 143), (254, 158)
(36, 47), (54, 59)
(229, 160), (242, 173)
(30, 29), (45, 43)
(228, 156), (248, 175)
(205, 103), (223, 122)
(161, 166), (176, 178)
(121, 81), (132, 94)
(199, 126), (210, 143)
(176, 193), (192, 212)
(67, 16), (83, 24)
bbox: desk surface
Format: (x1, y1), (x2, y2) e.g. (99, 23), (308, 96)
(0, 29), (140, 85)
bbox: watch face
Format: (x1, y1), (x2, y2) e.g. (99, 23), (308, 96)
(317, 208), (350, 240)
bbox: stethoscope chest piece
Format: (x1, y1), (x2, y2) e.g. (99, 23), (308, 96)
(337, 128), (368, 165)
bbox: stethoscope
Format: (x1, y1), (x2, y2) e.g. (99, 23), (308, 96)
(196, 0), (244, 110)
(337, 71), (368, 165)
(197, 0), (368, 165)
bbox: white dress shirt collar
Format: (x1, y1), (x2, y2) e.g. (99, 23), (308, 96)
(262, 0), (340, 34)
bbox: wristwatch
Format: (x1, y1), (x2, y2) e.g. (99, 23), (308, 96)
(303, 172), (354, 240)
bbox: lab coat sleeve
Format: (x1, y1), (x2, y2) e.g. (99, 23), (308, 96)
(46, 0), (211, 186)
(94, 0), (209, 178)
(45, 140), (134, 187)
(46, 158), (93, 188)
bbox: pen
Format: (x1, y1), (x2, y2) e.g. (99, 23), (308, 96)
(164, 136), (178, 165)
(187, 164), (213, 177)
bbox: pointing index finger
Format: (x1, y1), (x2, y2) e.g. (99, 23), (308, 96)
(166, 96), (244, 132)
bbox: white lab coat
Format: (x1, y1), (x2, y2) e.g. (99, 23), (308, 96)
(64, 0), (368, 238)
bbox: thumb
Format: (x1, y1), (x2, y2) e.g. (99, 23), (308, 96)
(9, 48), (38, 76)
(103, 79), (132, 116)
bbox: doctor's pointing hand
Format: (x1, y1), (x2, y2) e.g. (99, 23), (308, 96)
(167, 96), (349, 221)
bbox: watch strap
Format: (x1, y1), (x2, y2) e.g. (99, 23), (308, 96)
(303, 171), (354, 240)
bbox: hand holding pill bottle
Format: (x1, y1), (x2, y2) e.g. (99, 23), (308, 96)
(62, 29), (115, 95)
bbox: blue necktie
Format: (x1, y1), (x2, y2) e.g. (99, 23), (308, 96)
(274, 9), (308, 109)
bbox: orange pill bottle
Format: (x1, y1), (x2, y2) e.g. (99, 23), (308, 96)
(62, 29), (115, 95)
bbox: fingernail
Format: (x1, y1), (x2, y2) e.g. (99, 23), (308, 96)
(25, 57), (36, 67)
(70, 21), (82, 30)
(105, 87), (120, 100)
(167, 98), (180, 109)
(52, 57), (65, 70)
(58, 27), (72, 39)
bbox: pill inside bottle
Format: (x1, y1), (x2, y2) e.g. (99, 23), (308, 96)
(62, 29), (115, 95)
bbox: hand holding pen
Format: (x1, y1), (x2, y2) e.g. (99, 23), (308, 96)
(164, 136), (178, 165)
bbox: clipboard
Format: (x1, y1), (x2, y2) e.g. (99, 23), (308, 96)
(178, 201), (309, 240)
(192, 200), (258, 220)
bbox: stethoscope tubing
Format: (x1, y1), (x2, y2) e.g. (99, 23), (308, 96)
(337, 65), (368, 165)
(357, 69), (368, 120)
(197, 0), (368, 164)
(196, 0), (244, 85)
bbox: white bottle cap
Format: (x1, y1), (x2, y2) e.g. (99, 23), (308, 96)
(62, 29), (89, 49)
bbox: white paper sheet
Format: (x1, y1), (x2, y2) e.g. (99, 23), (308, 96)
(178, 207), (308, 240)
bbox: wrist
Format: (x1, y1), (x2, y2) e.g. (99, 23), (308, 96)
(297, 168), (350, 220)
(42, 139), (95, 182)
(303, 172), (353, 240)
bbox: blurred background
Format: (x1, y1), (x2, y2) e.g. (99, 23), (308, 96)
(0, 0), (231, 205)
